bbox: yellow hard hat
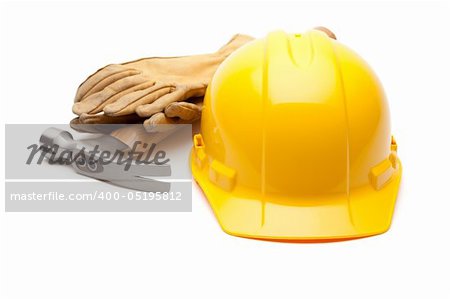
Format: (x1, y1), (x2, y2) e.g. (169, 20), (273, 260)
(191, 29), (402, 241)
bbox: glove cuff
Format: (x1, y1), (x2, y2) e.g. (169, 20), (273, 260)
(217, 34), (254, 56)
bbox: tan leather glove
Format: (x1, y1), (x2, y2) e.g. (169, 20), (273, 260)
(72, 34), (253, 126)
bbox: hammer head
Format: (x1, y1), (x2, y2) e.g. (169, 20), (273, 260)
(40, 127), (75, 150)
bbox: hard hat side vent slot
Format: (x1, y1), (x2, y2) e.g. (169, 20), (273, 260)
(193, 134), (207, 169)
(369, 144), (399, 191)
(194, 134), (205, 148)
(209, 160), (236, 192)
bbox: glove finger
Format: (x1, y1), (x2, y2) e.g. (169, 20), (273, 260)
(143, 112), (193, 133)
(78, 69), (141, 102)
(103, 83), (173, 116)
(79, 113), (146, 124)
(136, 83), (206, 117)
(165, 101), (202, 121)
(72, 75), (153, 115)
(136, 88), (185, 117)
(89, 79), (157, 114)
(144, 112), (179, 125)
(71, 113), (147, 133)
(75, 64), (138, 102)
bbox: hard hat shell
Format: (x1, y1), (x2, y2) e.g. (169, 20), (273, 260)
(191, 30), (402, 241)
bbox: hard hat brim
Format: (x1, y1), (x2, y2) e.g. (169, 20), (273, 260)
(191, 153), (402, 242)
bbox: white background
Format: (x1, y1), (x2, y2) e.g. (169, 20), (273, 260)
(1, 1), (450, 298)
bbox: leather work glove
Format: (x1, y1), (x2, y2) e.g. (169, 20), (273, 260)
(69, 99), (203, 133)
(72, 34), (253, 126)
